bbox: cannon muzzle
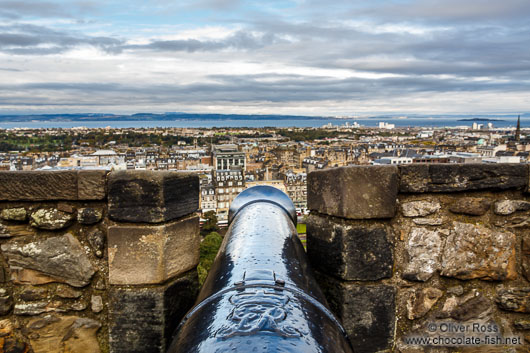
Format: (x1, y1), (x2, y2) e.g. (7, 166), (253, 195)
(168, 185), (354, 353)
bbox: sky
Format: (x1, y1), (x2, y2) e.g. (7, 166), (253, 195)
(0, 0), (529, 116)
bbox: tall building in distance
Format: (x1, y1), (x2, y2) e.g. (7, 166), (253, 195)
(213, 144), (246, 171)
(212, 145), (246, 223)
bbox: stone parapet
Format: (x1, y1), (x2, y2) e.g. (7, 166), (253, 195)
(0, 170), (108, 201)
(307, 163), (530, 352)
(399, 163), (528, 193)
(0, 170), (200, 353)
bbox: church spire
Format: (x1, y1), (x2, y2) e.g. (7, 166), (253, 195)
(515, 115), (521, 142)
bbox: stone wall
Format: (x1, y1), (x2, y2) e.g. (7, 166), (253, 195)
(4, 166), (530, 353)
(307, 164), (530, 353)
(0, 170), (200, 353)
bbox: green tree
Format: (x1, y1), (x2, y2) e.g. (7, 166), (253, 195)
(201, 210), (219, 236)
(197, 232), (223, 285)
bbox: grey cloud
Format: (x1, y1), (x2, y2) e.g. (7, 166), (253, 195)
(300, 0), (530, 24)
(1, 72), (528, 108)
(0, 1), (97, 19)
(124, 30), (285, 52)
(0, 67), (21, 71)
(0, 24), (123, 54)
(368, 0), (530, 23)
(0, 33), (41, 46)
(241, 18), (530, 82)
(0, 23), (282, 55)
(197, 0), (241, 10)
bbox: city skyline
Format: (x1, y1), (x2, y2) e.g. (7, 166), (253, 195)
(1, 0), (529, 116)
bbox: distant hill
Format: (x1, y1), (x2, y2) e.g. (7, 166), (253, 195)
(0, 113), (332, 122)
(457, 118), (505, 122)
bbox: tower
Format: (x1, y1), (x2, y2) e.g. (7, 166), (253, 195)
(515, 115), (521, 142)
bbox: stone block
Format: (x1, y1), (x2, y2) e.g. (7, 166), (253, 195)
(87, 228), (105, 258)
(496, 288), (530, 313)
(77, 207), (103, 225)
(25, 314), (101, 353)
(308, 165), (398, 219)
(20, 286), (47, 301)
(108, 170), (199, 223)
(307, 214), (393, 281)
(108, 271), (199, 353)
(401, 200), (440, 217)
(0, 207), (28, 221)
(108, 215), (199, 285)
(399, 164), (527, 193)
(29, 208), (75, 230)
(78, 170), (108, 200)
(316, 274), (395, 353)
(0, 171), (77, 201)
(494, 200), (530, 215)
(1, 233), (95, 287)
(439, 289), (492, 321)
(449, 197), (492, 216)
(402, 227), (444, 282)
(0, 289), (12, 315)
(405, 287), (443, 320)
(0, 336), (27, 352)
(441, 222), (516, 281)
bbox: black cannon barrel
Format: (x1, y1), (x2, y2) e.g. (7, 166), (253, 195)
(168, 186), (354, 353)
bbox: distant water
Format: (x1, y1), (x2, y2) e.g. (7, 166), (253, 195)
(0, 117), (526, 129)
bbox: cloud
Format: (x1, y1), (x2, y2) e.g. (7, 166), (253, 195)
(368, 0), (530, 23)
(0, 23), (123, 54)
(1, 71), (528, 108)
(0, 1), (97, 19)
(0, 67), (21, 71)
(196, 0), (242, 10)
(1, 0), (529, 114)
(123, 30), (284, 52)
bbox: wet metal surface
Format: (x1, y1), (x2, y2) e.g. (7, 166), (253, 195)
(168, 186), (353, 353)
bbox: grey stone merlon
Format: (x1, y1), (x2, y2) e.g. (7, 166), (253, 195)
(316, 273), (395, 353)
(307, 214), (393, 281)
(108, 170), (199, 223)
(308, 165), (398, 219)
(107, 215), (200, 285)
(108, 271), (199, 353)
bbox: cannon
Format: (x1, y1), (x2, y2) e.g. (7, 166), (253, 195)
(168, 186), (354, 353)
